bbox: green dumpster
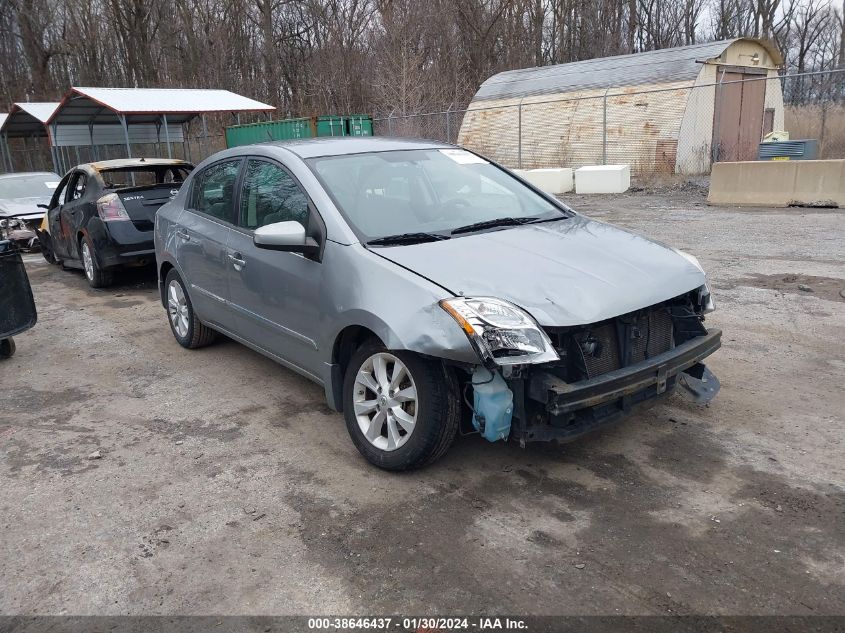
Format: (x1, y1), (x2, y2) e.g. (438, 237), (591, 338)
(316, 115), (346, 137)
(226, 114), (372, 147)
(225, 117), (313, 148)
(347, 115), (373, 137)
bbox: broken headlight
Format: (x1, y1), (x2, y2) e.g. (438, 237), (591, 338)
(440, 297), (559, 366)
(675, 249), (715, 314)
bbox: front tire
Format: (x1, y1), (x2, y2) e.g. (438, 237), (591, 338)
(164, 269), (217, 349)
(343, 340), (459, 471)
(80, 235), (114, 288)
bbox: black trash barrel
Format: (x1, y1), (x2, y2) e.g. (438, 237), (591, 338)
(0, 240), (37, 339)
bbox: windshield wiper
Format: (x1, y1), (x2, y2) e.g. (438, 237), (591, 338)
(450, 215), (561, 235)
(366, 232), (451, 246)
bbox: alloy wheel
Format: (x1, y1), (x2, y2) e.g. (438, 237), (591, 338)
(81, 242), (94, 281)
(353, 352), (418, 451)
(167, 280), (190, 339)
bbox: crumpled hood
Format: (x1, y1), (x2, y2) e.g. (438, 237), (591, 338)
(375, 215), (706, 326)
(0, 198), (48, 220)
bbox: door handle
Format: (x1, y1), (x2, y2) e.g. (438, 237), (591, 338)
(228, 252), (246, 269)
(175, 228), (191, 242)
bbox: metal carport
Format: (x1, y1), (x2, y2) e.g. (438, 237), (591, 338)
(45, 87), (275, 173)
(0, 102), (61, 173)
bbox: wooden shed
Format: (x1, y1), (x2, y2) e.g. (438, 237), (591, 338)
(458, 38), (784, 175)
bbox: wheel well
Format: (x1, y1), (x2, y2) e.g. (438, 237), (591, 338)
(332, 325), (381, 380)
(159, 261), (175, 306)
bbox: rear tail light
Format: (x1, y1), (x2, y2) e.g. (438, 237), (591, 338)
(97, 193), (130, 221)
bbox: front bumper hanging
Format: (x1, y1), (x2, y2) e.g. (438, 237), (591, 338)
(521, 328), (722, 442)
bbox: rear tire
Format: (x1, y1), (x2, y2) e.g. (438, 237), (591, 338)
(0, 337), (15, 359)
(343, 340), (459, 471)
(80, 235), (114, 288)
(164, 269), (217, 349)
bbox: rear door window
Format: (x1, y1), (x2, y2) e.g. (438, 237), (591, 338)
(189, 159), (242, 223)
(238, 159), (309, 230)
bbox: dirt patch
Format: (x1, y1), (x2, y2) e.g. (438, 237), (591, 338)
(732, 273), (845, 303)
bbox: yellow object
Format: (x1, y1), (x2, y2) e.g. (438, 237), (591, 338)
(763, 130), (789, 142)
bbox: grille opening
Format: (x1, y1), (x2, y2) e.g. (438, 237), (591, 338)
(543, 297), (697, 381)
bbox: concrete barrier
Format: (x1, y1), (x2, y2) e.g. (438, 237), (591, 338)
(708, 159), (845, 207)
(575, 165), (631, 194)
(513, 168), (573, 194)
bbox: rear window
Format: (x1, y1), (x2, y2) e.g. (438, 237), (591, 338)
(100, 166), (191, 190)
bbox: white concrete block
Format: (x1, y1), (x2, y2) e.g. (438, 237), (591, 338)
(513, 167), (573, 194)
(574, 165), (631, 194)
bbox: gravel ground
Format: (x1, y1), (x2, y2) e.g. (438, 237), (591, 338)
(1, 190), (843, 617)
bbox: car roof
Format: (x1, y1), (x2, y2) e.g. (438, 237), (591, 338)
(253, 136), (453, 159)
(85, 158), (192, 172)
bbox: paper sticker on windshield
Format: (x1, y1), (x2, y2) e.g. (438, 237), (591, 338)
(439, 149), (487, 165)
(45, 181), (59, 188)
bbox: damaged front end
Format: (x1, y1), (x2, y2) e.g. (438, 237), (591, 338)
(443, 289), (720, 445)
(0, 216), (40, 252)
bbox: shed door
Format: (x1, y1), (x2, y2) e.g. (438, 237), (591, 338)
(713, 70), (765, 162)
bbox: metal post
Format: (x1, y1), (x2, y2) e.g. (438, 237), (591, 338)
(49, 123), (60, 174)
(201, 114), (209, 160)
(712, 69), (726, 164)
(517, 99), (523, 169)
(445, 107), (451, 143)
(163, 113), (172, 159)
(88, 121), (97, 161)
(4, 135), (16, 172)
(602, 89), (608, 165)
(119, 114), (135, 185)
(51, 145), (61, 174)
(0, 134), (15, 172)
(23, 136), (33, 171)
(119, 114), (132, 158)
(183, 123), (191, 162)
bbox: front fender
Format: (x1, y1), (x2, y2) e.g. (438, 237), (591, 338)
(328, 303), (479, 365)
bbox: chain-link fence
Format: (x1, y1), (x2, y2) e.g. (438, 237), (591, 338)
(374, 69), (845, 178)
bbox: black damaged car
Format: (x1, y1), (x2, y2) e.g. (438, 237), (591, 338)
(37, 158), (193, 287)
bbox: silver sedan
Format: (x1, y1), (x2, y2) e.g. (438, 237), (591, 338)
(154, 138), (720, 470)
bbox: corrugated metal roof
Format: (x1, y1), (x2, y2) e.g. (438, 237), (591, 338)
(68, 87), (273, 115)
(0, 102), (61, 137)
(13, 102), (60, 123)
(48, 87), (275, 127)
(472, 39), (766, 101)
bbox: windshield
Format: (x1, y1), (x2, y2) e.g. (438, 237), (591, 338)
(307, 149), (567, 241)
(0, 174), (60, 200)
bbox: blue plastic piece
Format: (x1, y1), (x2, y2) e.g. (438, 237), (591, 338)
(471, 368), (514, 442)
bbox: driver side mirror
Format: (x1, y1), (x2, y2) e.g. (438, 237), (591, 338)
(254, 220), (319, 254)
